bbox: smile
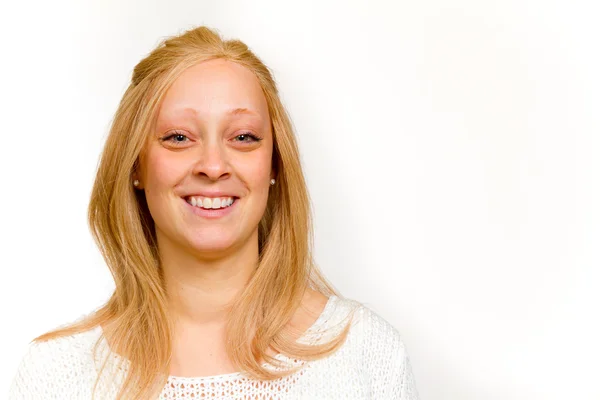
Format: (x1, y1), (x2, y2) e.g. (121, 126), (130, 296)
(181, 196), (239, 219)
(184, 195), (237, 210)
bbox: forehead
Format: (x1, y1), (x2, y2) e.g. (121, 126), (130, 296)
(156, 59), (269, 126)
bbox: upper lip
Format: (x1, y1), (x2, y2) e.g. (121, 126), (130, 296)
(182, 191), (239, 199)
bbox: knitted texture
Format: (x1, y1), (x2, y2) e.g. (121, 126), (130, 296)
(9, 295), (419, 399)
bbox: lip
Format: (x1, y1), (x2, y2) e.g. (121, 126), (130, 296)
(182, 196), (239, 219)
(182, 191), (239, 199)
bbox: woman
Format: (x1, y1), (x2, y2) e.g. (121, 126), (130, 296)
(9, 26), (419, 399)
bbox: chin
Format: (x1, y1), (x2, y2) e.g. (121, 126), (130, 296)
(186, 234), (236, 253)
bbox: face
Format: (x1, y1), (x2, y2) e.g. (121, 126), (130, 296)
(135, 59), (274, 258)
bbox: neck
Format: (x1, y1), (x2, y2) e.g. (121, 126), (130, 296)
(157, 229), (260, 327)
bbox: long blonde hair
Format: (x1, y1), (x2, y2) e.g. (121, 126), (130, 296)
(33, 26), (355, 399)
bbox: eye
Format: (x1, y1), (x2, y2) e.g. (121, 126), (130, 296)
(160, 132), (190, 146)
(233, 132), (263, 144)
(160, 131), (263, 147)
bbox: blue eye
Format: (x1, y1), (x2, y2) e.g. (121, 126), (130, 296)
(234, 132), (262, 143)
(160, 131), (263, 147)
(161, 132), (189, 146)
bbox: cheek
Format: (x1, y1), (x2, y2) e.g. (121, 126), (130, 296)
(249, 163), (273, 212)
(144, 152), (186, 189)
(239, 156), (271, 190)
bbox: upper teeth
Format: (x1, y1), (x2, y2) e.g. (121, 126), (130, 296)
(186, 196), (235, 209)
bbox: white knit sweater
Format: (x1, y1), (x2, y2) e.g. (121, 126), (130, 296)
(9, 295), (419, 399)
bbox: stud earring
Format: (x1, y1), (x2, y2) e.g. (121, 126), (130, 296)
(133, 179), (140, 187)
(270, 178), (275, 186)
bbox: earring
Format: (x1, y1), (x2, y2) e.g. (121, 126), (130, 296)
(133, 179), (140, 187)
(270, 178), (275, 186)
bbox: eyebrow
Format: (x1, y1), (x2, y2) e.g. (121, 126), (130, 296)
(158, 107), (263, 132)
(226, 107), (262, 118)
(175, 107), (261, 118)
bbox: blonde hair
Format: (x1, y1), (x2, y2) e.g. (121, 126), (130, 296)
(33, 26), (356, 399)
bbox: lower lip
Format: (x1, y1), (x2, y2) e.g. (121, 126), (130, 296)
(182, 198), (239, 219)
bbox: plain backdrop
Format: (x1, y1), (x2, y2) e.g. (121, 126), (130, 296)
(1, 1), (599, 399)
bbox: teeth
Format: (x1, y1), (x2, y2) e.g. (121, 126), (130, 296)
(186, 196), (235, 210)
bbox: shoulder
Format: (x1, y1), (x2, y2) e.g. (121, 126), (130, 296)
(9, 325), (103, 399)
(330, 295), (406, 350)
(354, 301), (408, 355)
(334, 296), (421, 400)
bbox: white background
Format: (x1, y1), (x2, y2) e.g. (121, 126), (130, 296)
(1, 1), (599, 399)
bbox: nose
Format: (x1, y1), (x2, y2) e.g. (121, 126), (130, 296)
(191, 136), (231, 181)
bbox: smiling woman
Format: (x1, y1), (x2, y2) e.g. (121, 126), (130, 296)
(136, 59), (275, 257)
(8, 26), (419, 400)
